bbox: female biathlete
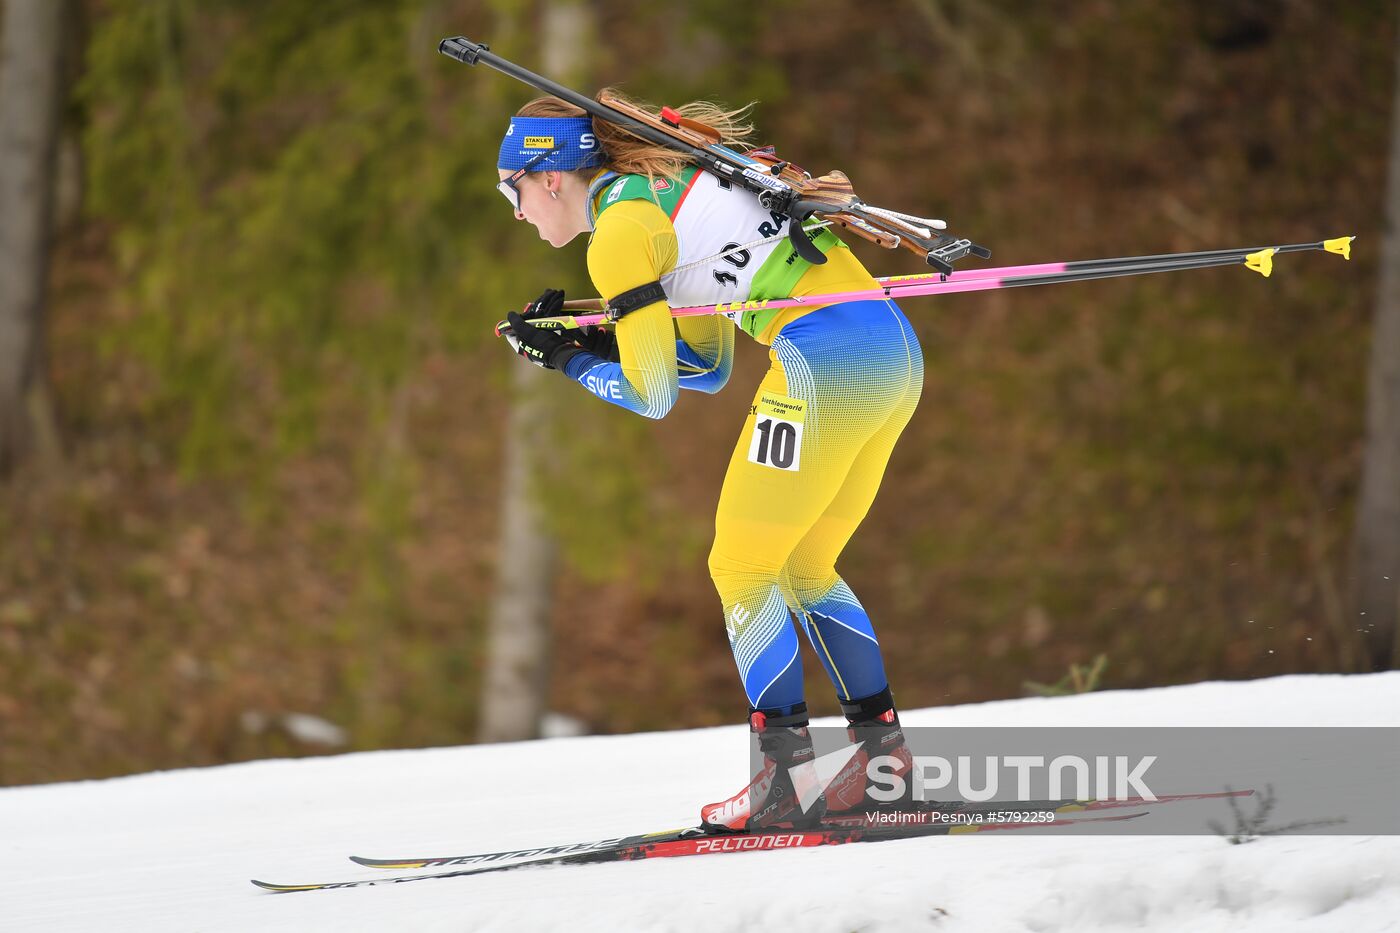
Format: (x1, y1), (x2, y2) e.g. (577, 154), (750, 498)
(497, 93), (918, 831)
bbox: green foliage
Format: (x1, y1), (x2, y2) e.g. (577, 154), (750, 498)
(57, 0), (557, 771)
(82, 0), (519, 479)
(1024, 654), (1108, 697)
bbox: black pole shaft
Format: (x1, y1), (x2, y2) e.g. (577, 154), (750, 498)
(874, 252), (1259, 297)
(1063, 241), (1322, 273)
(998, 253), (1254, 289)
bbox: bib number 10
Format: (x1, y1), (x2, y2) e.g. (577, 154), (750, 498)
(749, 416), (803, 471)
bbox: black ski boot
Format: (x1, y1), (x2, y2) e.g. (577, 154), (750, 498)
(700, 704), (827, 832)
(825, 686), (917, 814)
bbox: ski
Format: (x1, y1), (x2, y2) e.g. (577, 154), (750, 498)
(250, 809), (1147, 893)
(347, 789), (1252, 871)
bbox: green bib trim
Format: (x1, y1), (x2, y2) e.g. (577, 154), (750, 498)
(595, 166), (702, 220)
(742, 226), (843, 338)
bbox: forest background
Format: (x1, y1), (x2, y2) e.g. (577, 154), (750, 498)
(0, 0), (1395, 785)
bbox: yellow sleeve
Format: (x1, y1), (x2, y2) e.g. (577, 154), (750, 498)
(582, 199), (681, 419)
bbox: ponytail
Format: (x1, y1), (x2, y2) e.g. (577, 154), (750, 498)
(514, 89), (756, 185)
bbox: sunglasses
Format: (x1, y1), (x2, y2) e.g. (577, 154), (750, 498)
(497, 146), (562, 212)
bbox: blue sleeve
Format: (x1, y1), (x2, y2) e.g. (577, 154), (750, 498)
(560, 346), (678, 419)
(673, 315), (733, 395)
(676, 339), (731, 394)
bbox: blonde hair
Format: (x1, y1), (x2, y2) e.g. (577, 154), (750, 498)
(516, 89), (756, 185)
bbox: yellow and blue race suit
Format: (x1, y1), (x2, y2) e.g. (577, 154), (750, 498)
(559, 168), (924, 716)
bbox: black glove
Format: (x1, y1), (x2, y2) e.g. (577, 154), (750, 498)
(526, 289), (620, 363)
(520, 288), (567, 322)
(566, 325), (620, 362)
(505, 289), (584, 371)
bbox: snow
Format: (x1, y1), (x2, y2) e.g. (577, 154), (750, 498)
(3, 673), (1399, 932)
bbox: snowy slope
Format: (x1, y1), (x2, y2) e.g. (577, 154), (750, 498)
(3, 673), (1399, 933)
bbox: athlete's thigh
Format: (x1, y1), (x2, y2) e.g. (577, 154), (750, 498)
(710, 358), (869, 576)
(784, 331), (924, 591)
(782, 384), (921, 592)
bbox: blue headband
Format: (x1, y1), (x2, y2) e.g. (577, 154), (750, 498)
(497, 116), (606, 172)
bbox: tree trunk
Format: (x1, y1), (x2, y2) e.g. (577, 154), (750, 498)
(1353, 27), (1400, 672)
(478, 1), (596, 742)
(0, 0), (68, 476)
